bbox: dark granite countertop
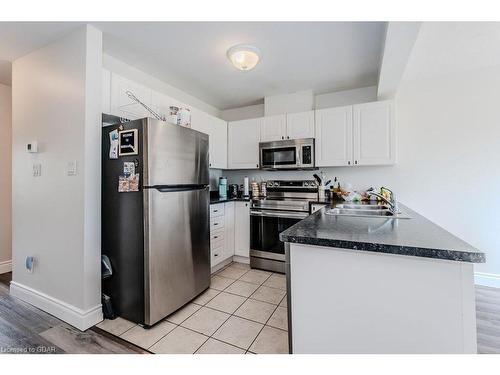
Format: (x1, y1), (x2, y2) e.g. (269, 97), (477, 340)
(210, 196), (251, 204)
(280, 203), (485, 263)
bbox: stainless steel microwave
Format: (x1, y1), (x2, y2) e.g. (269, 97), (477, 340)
(259, 138), (315, 170)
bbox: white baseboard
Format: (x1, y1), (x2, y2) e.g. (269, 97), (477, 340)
(232, 255), (250, 264)
(10, 281), (103, 331)
(0, 260), (12, 274)
(475, 272), (500, 289)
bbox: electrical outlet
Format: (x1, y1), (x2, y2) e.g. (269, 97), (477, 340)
(33, 163), (41, 177)
(25, 256), (34, 273)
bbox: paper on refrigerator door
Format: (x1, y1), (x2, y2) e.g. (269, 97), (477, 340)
(109, 129), (119, 159)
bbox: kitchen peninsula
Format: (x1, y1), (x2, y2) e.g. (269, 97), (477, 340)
(280, 203), (486, 354)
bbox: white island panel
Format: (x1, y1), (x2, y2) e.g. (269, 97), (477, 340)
(289, 243), (477, 353)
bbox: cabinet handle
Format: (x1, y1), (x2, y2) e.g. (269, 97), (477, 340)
(281, 136), (284, 140)
(348, 161), (351, 165)
(214, 236), (218, 239)
(256, 164), (259, 168)
(214, 223), (218, 226)
(355, 160), (358, 165)
(287, 136), (290, 139)
(214, 254), (219, 257)
(214, 210), (218, 212)
(209, 163), (211, 167)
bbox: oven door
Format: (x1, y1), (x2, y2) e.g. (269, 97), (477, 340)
(260, 146), (299, 169)
(250, 210), (308, 261)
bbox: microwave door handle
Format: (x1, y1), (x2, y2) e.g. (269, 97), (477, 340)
(296, 147), (301, 167)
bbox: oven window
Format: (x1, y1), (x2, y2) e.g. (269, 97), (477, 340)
(251, 214), (302, 255)
(262, 147), (296, 166)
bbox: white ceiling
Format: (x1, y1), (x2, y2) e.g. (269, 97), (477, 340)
(0, 22), (386, 109)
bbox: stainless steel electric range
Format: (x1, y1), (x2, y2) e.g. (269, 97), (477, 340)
(250, 180), (318, 273)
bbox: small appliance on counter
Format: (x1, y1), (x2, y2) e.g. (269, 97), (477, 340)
(219, 177), (227, 199)
(229, 184), (239, 198)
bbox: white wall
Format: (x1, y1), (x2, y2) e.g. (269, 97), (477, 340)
(315, 86), (377, 109)
(11, 25), (103, 329)
(0, 83), (11, 274)
(103, 54), (220, 118)
(264, 90), (314, 115)
(224, 23), (500, 286)
(221, 86), (377, 121)
(220, 103), (264, 121)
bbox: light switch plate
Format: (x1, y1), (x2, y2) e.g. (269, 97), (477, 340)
(67, 160), (77, 176)
(33, 163), (41, 177)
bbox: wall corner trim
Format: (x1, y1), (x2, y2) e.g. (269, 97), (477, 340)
(0, 260), (12, 274)
(9, 281), (103, 331)
(475, 272), (500, 289)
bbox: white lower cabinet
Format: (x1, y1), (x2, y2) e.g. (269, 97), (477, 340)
(210, 202), (238, 268)
(234, 201), (250, 258)
(224, 202), (235, 260)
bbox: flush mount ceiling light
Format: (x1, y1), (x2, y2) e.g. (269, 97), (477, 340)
(227, 44), (261, 71)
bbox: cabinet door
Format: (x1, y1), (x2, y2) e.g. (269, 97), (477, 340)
(315, 106), (353, 167)
(210, 116), (228, 169)
(286, 110), (315, 139)
(353, 100), (396, 166)
(224, 202), (235, 260)
(227, 118), (262, 169)
(110, 73), (152, 119)
(260, 114), (286, 142)
(234, 201), (250, 258)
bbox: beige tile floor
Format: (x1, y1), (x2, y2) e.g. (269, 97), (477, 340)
(97, 262), (289, 354)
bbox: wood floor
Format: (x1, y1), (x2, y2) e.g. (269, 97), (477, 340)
(0, 273), (146, 354)
(1, 272), (500, 354)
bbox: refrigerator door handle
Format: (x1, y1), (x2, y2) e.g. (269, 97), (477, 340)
(149, 185), (209, 193)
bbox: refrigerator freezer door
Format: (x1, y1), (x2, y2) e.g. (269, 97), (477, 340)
(144, 119), (209, 187)
(144, 185), (210, 325)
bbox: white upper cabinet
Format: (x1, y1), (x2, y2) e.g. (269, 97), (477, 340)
(314, 100), (396, 167)
(110, 73), (152, 119)
(260, 114), (286, 142)
(315, 106), (353, 167)
(191, 109), (228, 169)
(210, 116), (228, 169)
(353, 100), (395, 166)
(286, 110), (315, 139)
(228, 118), (262, 169)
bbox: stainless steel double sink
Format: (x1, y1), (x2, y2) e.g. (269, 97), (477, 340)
(326, 203), (411, 219)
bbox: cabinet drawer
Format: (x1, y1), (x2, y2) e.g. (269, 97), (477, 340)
(210, 217), (225, 231)
(210, 229), (225, 245)
(210, 204), (225, 218)
(211, 245), (225, 266)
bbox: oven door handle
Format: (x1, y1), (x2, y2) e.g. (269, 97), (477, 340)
(250, 210), (309, 219)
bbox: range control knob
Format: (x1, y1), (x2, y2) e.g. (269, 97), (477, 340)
(267, 181), (273, 187)
(274, 182), (279, 187)
(304, 182), (309, 186)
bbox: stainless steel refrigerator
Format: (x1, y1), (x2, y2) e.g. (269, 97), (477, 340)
(102, 117), (210, 327)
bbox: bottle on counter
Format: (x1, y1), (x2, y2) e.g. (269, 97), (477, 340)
(243, 176), (249, 197)
(218, 177), (227, 199)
